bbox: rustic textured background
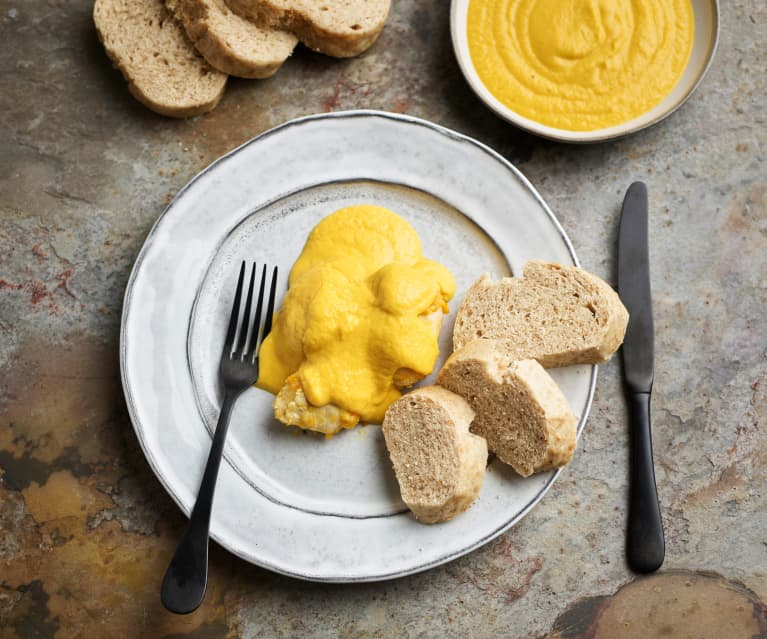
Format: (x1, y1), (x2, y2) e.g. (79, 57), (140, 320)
(1, 1), (765, 637)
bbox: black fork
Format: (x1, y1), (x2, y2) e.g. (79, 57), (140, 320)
(161, 261), (278, 614)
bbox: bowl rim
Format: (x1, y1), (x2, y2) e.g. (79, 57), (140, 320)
(449, 0), (721, 143)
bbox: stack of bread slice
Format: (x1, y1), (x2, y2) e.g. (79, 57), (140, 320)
(93, 0), (391, 117)
(382, 261), (629, 523)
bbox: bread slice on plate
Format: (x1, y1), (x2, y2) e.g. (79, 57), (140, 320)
(453, 261), (629, 367)
(437, 339), (577, 478)
(165, 0), (298, 78)
(94, 0), (227, 117)
(382, 386), (487, 524)
(225, 0), (390, 58)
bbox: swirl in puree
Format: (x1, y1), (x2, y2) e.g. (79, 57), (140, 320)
(467, 0), (694, 131)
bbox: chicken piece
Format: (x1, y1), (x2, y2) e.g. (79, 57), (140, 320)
(273, 375), (359, 437)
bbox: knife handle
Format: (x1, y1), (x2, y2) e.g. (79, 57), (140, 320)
(626, 390), (665, 573)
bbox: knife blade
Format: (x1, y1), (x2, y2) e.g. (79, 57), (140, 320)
(618, 181), (665, 574)
(618, 182), (654, 393)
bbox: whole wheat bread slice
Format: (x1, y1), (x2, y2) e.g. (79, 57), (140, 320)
(437, 339), (576, 477)
(165, 0), (297, 78)
(453, 261), (628, 367)
(382, 386), (487, 524)
(94, 0), (227, 117)
(225, 0), (390, 57)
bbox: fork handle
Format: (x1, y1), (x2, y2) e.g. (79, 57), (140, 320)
(161, 389), (239, 614)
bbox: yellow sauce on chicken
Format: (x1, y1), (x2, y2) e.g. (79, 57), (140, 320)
(467, 0), (694, 131)
(257, 205), (456, 429)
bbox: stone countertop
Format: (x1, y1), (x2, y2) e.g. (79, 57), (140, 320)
(1, 1), (765, 637)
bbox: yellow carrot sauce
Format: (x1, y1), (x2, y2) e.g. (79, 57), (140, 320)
(467, 0), (694, 131)
(257, 205), (456, 434)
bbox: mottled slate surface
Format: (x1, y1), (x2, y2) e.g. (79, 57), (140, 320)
(1, 0), (765, 637)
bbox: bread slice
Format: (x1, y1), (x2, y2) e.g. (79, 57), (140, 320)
(94, 0), (227, 117)
(453, 261), (628, 367)
(437, 339), (576, 477)
(382, 386), (487, 524)
(225, 0), (390, 58)
(165, 0), (297, 78)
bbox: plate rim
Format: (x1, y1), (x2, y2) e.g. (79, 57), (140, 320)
(449, 0), (721, 143)
(119, 109), (598, 581)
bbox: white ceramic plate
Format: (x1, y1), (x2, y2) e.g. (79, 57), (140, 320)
(120, 111), (596, 582)
(450, 0), (720, 143)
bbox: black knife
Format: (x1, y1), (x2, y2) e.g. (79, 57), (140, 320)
(618, 181), (665, 574)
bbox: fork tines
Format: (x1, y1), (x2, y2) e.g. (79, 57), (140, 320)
(225, 261), (278, 362)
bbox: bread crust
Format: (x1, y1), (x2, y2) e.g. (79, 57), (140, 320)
(94, 0), (227, 117)
(165, 0), (297, 78)
(382, 386), (487, 524)
(453, 261), (629, 366)
(438, 340), (576, 477)
(225, 0), (390, 57)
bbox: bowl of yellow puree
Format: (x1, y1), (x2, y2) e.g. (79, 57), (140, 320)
(451, 0), (719, 142)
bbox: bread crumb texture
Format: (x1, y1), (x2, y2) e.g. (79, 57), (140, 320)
(225, 0), (391, 57)
(165, 0), (297, 78)
(382, 386), (487, 523)
(453, 261), (628, 366)
(93, 0), (227, 117)
(438, 340), (576, 477)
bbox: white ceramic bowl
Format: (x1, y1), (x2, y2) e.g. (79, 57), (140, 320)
(450, 0), (720, 143)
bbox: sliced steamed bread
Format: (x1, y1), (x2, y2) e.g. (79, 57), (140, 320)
(95, 0), (390, 115)
(382, 386), (487, 524)
(94, 0), (227, 117)
(453, 261), (628, 367)
(225, 0), (391, 57)
(437, 339), (577, 478)
(165, 0), (298, 78)
(380, 261), (626, 521)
